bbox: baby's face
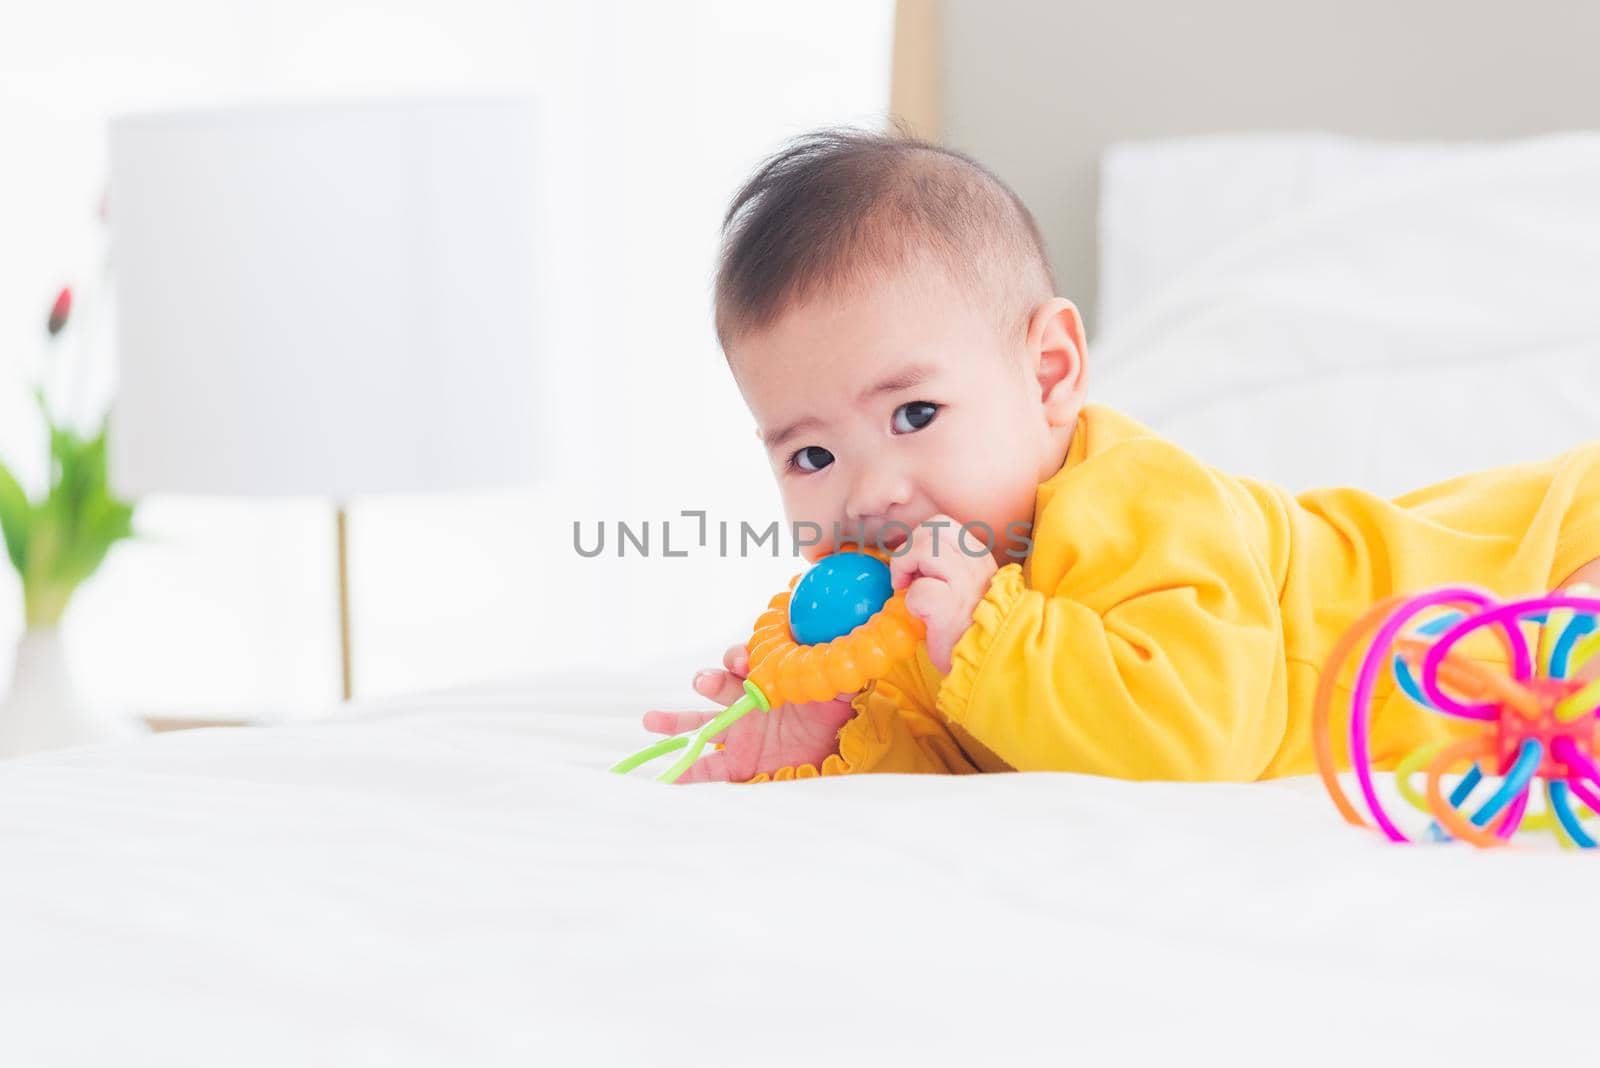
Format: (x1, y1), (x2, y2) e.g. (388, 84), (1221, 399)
(727, 257), (1081, 563)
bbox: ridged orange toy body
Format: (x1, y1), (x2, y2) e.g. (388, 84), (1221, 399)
(745, 546), (926, 706)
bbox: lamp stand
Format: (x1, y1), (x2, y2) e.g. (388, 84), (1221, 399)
(335, 503), (353, 702)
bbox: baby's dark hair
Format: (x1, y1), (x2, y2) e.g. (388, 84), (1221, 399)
(714, 127), (1056, 351)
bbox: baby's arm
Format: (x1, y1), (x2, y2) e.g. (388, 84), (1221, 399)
(643, 644), (977, 782)
(641, 644), (854, 783)
(907, 470), (1287, 782)
(933, 564), (1286, 780)
(1559, 555), (1600, 590)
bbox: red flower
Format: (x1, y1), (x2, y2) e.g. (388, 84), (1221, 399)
(46, 287), (71, 337)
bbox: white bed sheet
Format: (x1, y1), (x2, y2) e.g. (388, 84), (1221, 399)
(2, 676), (1597, 1067)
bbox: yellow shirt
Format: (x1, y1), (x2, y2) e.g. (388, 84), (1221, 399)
(748, 405), (1600, 783)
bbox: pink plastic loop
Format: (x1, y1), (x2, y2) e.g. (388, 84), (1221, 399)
(1348, 587), (1495, 842)
(1417, 597), (1600, 719)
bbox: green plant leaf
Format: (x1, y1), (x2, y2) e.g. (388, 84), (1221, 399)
(0, 460), (31, 576)
(19, 417), (137, 624)
(56, 495), (134, 589)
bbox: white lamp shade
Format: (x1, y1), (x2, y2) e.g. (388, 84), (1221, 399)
(108, 98), (541, 499)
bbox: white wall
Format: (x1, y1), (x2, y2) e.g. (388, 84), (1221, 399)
(940, 0), (1600, 333)
(0, 1), (894, 719)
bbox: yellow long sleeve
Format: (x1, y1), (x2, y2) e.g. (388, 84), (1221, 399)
(935, 431), (1289, 780)
(935, 565), (1285, 779)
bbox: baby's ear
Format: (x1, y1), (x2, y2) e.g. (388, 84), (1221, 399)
(1027, 298), (1087, 426)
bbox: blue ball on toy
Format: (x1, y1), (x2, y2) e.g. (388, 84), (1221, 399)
(788, 551), (894, 645)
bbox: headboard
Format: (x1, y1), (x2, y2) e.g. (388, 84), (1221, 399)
(891, 0), (1600, 331)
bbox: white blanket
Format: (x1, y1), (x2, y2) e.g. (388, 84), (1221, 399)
(3, 681), (1597, 1066)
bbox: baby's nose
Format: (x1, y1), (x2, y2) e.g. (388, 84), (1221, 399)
(844, 467), (912, 521)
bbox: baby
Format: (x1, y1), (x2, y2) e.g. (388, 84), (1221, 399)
(642, 129), (1600, 784)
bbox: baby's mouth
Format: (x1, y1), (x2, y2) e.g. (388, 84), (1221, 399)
(865, 523), (913, 554)
(836, 521), (914, 555)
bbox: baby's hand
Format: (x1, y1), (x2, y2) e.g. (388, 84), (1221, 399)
(890, 514), (999, 673)
(640, 644), (857, 783)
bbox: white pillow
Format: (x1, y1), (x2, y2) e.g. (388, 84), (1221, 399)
(1092, 133), (1600, 495)
(1099, 133), (1495, 333)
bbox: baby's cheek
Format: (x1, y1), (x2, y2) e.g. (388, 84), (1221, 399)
(775, 486), (820, 532)
(940, 488), (1025, 555)
(782, 488), (857, 554)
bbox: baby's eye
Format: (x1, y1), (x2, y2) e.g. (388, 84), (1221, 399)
(891, 401), (941, 434)
(789, 445), (834, 473)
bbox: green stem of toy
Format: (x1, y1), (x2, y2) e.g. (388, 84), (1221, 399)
(608, 733), (688, 775)
(656, 679), (771, 784)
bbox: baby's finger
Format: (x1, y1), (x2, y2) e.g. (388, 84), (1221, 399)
(888, 537), (927, 590)
(722, 644), (750, 677)
(673, 748), (732, 784)
(888, 520), (941, 588)
(642, 709), (720, 736)
(693, 669), (746, 707)
(905, 577), (961, 673)
(903, 573), (955, 622)
(890, 524), (968, 590)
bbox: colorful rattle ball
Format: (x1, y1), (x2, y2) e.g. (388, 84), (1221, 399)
(611, 546), (925, 783)
(1314, 584), (1600, 848)
(788, 551), (894, 645)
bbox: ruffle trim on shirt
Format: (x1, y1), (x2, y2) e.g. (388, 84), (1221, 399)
(935, 563), (1027, 729)
(740, 680), (913, 783)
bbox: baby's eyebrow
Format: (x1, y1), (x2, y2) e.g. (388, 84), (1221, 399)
(856, 362), (935, 403)
(761, 362), (938, 451)
(761, 416), (824, 451)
